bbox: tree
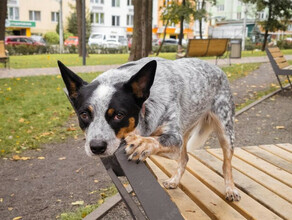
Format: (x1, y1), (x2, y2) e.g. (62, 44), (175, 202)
(0, 0), (7, 41)
(242, 0), (292, 51)
(129, 0), (153, 61)
(178, 0), (186, 51)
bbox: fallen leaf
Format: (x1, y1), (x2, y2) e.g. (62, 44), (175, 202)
(71, 200), (84, 206)
(18, 118), (25, 123)
(97, 199), (104, 205)
(0, 198), (3, 203)
(37, 156), (45, 160)
(276, 126), (285, 129)
(75, 168), (81, 173)
(89, 190), (98, 195)
(13, 217), (22, 220)
(12, 155), (21, 161)
(100, 193), (106, 198)
(58, 157), (66, 160)
(67, 127), (76, 131)
(8, 207), (13, 211)
(94, 179), (99, 183)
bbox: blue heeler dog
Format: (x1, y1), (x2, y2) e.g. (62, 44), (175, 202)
(58, 57), (241, 201)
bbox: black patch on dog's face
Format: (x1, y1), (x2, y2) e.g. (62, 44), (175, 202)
(72, 81), (100, 130)
(105, 83), (140, 138)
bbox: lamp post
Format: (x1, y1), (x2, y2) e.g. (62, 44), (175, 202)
(82, 0), (86, 65)
(59, 0), (63, 54)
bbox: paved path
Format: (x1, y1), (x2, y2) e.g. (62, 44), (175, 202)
(1, 55), (292, 79)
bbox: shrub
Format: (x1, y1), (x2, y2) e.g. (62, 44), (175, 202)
(152, 45), (178, 53)
(44, 32), (59, 45)
(277, 40), (292, 49)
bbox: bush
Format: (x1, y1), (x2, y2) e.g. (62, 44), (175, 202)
(6, 44), (49, 55)
(277, 40), (292, 49)
(44, 32), (59, 45)
(64, 32), (74, 41)
(152, 45), (178, 53)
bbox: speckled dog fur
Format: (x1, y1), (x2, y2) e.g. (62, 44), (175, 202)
(58, 57), (241, 202)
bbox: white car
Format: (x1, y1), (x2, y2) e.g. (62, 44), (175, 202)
(88, 33), (105, 47)
(104, 39), (122, 49)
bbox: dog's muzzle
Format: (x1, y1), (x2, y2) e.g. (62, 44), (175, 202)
(89, 140), (107, 154)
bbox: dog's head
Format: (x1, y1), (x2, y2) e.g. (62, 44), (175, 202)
(58, 60), (157, 156)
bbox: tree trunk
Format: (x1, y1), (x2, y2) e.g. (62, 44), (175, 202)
(262, 2), (272, 51)
(0, 0), (7, 41)
(199, 0), (205, 39)
(141, 0), (148, 57)
(147, 0), (153, 54)
(76, 0), (82, 57)
(156, 20), (169, 56)
(129, 0), (143, 61)
(178, 0), (185, 51)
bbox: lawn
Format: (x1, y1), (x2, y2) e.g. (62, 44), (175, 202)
(4, 49), (292, 69)
(0, 62), (260, 157)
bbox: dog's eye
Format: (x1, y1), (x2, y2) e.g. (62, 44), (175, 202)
(114, 113), (124, 121)
(80, 112), (89, 120)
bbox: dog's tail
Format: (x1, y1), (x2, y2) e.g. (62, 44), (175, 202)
(186, 112), (215, 152)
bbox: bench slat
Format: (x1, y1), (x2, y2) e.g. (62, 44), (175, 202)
(146, 159), (211, 220)
(193, 150), (292, 219)
(277, 62), (290, 69)
(268, 47), (281, 52)
(258, 144), (292, 162)
(207, 148), (292, 203)
(270, 51), (284, 58)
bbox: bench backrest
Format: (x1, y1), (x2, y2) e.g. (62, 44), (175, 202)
(0, 41), (7, 58)
(267, 47), (289, 69)
(186, 38), (229, 57)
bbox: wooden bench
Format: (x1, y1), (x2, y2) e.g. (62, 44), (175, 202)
(146, 143), (292, 219)
(266, 47), (292, 90)
(0, 40), (9, 69)
(178, 38), (229, 64)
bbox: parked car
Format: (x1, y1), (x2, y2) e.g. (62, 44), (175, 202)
(104, 39), (122, 49)
(5, 36), (42, 46)
(158, 38), (178, 45)
(88, 33), (105, 46)
(30, 35), (46, 46)
(64, 36), (78, 46)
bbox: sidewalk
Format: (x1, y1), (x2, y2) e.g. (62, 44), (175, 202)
(0, 55), (292, 79)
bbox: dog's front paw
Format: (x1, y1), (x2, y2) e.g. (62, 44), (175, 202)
(225, 187), (241, 202)
(162, 178), (179, 189)
(124, 134), (159, 162)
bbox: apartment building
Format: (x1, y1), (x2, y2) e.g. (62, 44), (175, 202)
(6, 0), (82, 36)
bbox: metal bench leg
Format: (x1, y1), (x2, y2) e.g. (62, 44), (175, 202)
(287, 75), (292, 88)
(276, 74), (284, 91)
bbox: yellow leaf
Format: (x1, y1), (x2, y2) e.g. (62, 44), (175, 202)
(16, 78), (21, 80)
(94, 179), (99, 183)
(67, 127), (76, 131)
(0, 198), (3, 203)
(71, 200), (84, 206)
(58, 157), (66, 160)
(13, 217), (22, 220)
(276, 126), (285, 129)
(7, 87), (11, 91)
(97, 199), (104, 205)
(38, 156), (45, 160)
(8, 207), (13, 211)
(56, 75), (61, 78)
(12, 155), (21, 161)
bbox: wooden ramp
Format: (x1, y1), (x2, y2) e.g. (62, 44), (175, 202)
(146, 143), (292, 220)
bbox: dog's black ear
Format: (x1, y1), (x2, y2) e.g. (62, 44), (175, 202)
(57, 61), (88, 99)
(124, 60), (157, 105)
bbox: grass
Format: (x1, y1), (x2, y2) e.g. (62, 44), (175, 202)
(59, 185), (118, 220)
(3, 49), (292, 69)
(0, 72), (99, 157)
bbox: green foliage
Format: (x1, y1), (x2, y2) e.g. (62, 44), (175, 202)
(44, 32), (60, 45)
(277, 40), (292, 49)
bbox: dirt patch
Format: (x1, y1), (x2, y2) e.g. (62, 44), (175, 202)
(0, 138), (112, 220)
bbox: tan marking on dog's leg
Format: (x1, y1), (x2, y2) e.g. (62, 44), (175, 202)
(211, 113), (241, 201)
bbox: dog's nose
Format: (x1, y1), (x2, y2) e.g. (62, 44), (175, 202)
(89, 140), (107, 154)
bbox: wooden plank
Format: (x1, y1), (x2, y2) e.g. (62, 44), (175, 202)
(234, 148), (292, 187)
(243, 146), (292, 174)
(114, 148), (184, 220)
(276, 143), (292, 153)
(150, 155), (246, 220)
(146, 159), (211, 220)
(258, 144), (292, 162)
(270, 52), (284, 58)
(207, 148), (292, 203)
(186, 153), (281, 220)
(275, 57), (287, 63)
(268, 47), (281, 52)
(278, 62), (290, 69)
(192, 150), (292, 219)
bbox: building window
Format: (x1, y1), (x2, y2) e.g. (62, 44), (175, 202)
(29, 10), (41, 21)
(237, 12), (241, 19)
(90, 0), (104, 3)
(112, 0), (120, 7)
(127, 0), (133, 6)
(112, 15), (120, 26)
(217, 5), (224, 12)
(51, 12), (59, 22)
(127, 14), (133, 26)
(91, 12), (104, 24)
(8, 7), (19, 20)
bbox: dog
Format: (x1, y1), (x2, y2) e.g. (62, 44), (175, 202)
(58, 57), (241, 202)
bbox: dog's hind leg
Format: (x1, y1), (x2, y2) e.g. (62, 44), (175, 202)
(211, 100), (241, 201)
